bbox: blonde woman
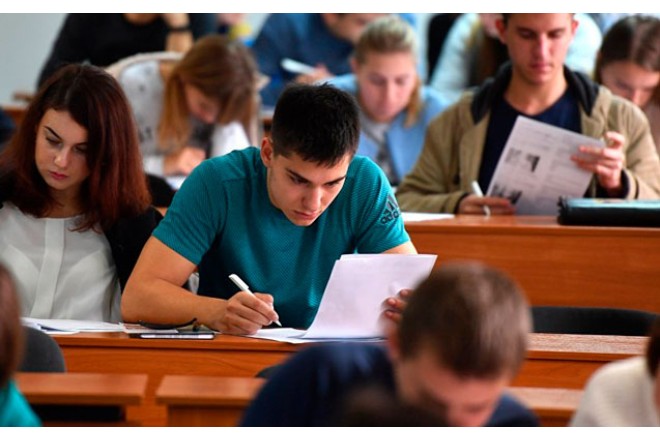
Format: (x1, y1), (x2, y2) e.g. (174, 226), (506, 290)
(108, 35), (260, 186)
(329, 16), (447, 185)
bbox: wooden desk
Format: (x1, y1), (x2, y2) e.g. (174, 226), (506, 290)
(519, 333), (646, 388)
(405, 216), (660, 312)
(54, 332), (645, 426)
(55, 332), (296, 426)
(15, 372), (147, 426)
(509, 387), (582, 427)
(156, 376), (581, 427)
(156, 375), (265, 426)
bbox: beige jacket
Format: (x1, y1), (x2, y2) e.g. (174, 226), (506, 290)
(397, 68), (660, 213)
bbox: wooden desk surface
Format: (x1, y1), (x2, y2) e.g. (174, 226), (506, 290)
(156, 375), (265, 426)
(53, 332), (645, 426)
(156, 375), (581, 427)
(15, 372), (148, 406)
(508, 387), (582, 427)
(405, 215), (660, 312)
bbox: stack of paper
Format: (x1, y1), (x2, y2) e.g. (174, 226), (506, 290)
(248, 254), (436, 343)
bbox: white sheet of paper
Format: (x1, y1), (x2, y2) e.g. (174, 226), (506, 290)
(247, 328), (383, 344)
(165, 176), (186, 190)
(401, 212), (455, 222)
(487, 116), (603, 215)
(22, 318), (124, 334)
(243, 254), (436, 343)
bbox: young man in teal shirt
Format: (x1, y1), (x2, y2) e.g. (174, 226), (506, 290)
(122, 84), (416, 335)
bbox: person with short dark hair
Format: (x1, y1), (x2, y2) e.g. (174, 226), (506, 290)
(571, 317), (660, 426)
(398, 13), (660, 215)
(0, 264), (41, 426)
(122, 83), (416, 335)
(240, 262), (537, 427)
(0, 64), (160, 321)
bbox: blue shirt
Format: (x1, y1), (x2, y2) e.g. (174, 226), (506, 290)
(479, 88), (581, 191)
(154, 147), (409, 328)
(329, 74), (448, 184)
(253, 14), (418, 107)
(241, 344), (539, 427)
(0, 381), (41, 427)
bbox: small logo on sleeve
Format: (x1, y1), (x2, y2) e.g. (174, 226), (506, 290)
(380, 195), (401, 224)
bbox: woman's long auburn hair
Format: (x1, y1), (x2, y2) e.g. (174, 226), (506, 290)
(0, 64), (151, 232)
(158, 35), (259, 152)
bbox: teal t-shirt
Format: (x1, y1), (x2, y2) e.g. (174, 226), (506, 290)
(0, 381), (41, 427)
(154, 147), (410, 328)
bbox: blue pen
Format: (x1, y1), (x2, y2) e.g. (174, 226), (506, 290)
(229, 274), (282, 327)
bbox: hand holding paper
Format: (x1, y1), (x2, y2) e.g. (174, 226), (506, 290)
(572, 131), (625, 196)
(248, 254), (436, 343)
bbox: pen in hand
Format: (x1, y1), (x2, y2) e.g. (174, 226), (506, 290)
(470, 181), (491, 217)
(228, 274), (282, 327)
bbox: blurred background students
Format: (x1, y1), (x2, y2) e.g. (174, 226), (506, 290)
(429, 13), (602, 104)
(37, 13), (215, 87)
(0, 264), (40, 427)
(330, 16), (447, 186)
(252, 13), (394, 107)
(0, 64), (158, 322)
(107, 35), (260, 203)
(397, 14), (660, 215)
(595, 15), (660, 153)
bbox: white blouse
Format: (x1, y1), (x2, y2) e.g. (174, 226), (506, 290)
(0, 203), (121, 322)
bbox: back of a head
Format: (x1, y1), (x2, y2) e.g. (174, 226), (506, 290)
(270, 83), (360, 166)
(354, 15), (418, 64)
(0, 264), (24, 389)
(398, 262), (531, 379)
(596, 15), (660, 81)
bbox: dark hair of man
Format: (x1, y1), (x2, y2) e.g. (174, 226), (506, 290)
(646, 317), (660, 377)
(269, 83), (360, 166)
(594, 15), (660, 82)
(0, 264), (24, 389)
(0, 63), (151, 232)
(398, 262), (531, 379)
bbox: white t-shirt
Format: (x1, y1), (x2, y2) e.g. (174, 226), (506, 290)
(0, 203), (121, 322)
(571, 356), (659, 427)
(112, 54), (250, 177)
